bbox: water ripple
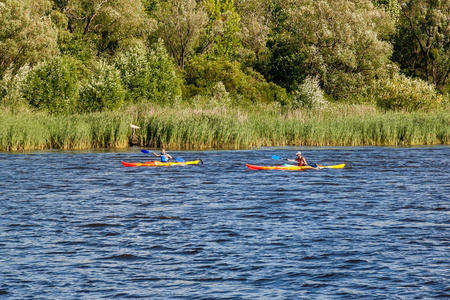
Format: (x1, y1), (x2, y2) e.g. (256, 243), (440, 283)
(0, 147), (449, 299)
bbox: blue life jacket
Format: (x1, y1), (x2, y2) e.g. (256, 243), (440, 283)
(160, 153), (169, 162)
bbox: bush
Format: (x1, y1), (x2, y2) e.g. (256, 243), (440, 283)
(183, 56), (288, 105)
(292, 76), (327, 109)
(371, 74), (443, 111)
(114, 40), (182, 104)
(79, 60), (125, 112)
(22, 56), (80, 114)
(0, 66), (32, 112)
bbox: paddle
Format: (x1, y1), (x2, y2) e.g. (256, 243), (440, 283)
(141, 149), (185, 163)
(271, 154), (320, 168)
(271, 154), (289, 161)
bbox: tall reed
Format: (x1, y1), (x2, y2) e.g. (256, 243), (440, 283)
(0, 111), (130, 151)
(1, 104), (448, 151)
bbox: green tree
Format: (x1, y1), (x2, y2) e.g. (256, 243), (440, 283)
(0, 0), (58, 79)
(22, 56), (80, 114)
(235, 0), (271, 61)
(371, 73), (443, 111)
(114, 40), (182, 104)
(393, 0), (450, 88)
(183, 55), (287, 104)
(200, 0), (241, 58)
(372, 0), (401, 23)
(62, 0), (151, 56)
(79, 60), (125, 112)
(156, 0), (208, 69)
(264, 0), (396, 99)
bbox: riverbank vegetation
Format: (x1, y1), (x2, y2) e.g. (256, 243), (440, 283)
(1, 103), (448, 151)
(1, 0), (450, 150)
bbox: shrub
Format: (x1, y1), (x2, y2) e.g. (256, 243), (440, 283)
(183, 56), (288, 105)
(114, 40), (182, 104)
(22, 56), (80, 114)
(292, 76), (327, 109)
(79, 61), (125, 112)
(371, 74), (443, 111)
(207, 81), (232, 107)
(0, 65), (32, 112)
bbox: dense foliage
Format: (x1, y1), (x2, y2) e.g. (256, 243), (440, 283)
(1, 0), (449, 114)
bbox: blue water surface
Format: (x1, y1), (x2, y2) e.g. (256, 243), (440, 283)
(0, 146), (449, 299)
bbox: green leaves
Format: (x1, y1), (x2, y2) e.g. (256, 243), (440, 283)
(22, 56), (80, 114)
(79, 60), (125, 112)
(114, 40), (182, 104)
(156, 0), (208, 69)
(0, 0), (58, 79)
(393, 0), (450, 87)
(371, 74), (443, 111)
(263, 0), (395, 99)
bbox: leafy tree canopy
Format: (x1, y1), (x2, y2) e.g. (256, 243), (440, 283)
(0, 0), (59, 79)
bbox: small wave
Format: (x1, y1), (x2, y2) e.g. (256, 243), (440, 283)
(214, 238), (231, 243)
(105, 232), (120, 236)
(301, 256), (318, 261)
(7, 223), (36, 228)
(81, 223), (120, 228)
(302, 281), (327, 288)
(175, 248), (203, 255)
(148, 245), (172, 251)
(344, 259), (368, 264)
(433, 207), (447, 211)
(156, 216), (180, 220)
(101, 254), (144, 261)
(313, 272), (344, 279)
(191, 277), (224, 282)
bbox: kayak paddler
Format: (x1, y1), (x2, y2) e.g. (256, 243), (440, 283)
(153, 148), (173, 162)
(288, 151), (308, 166)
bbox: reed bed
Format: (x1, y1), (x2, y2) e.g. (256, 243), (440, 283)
(1, 104), (449, 151)
(0, 111), (131, 151)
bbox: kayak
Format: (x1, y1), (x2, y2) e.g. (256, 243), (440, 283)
(245, 163), (345, 171)
(122, 160), (200, 167)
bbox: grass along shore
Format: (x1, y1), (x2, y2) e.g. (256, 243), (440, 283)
(1, 104), (449, 151)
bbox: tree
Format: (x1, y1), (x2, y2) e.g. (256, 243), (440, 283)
(22, 56), (80, 114)
(79, 60), (125, 112)
(0, 0), (58, 79)
(372, 0), (401, 23)
(235, 0), (271, 61)
(200, 0), (241, 58)
(156, 0), (208, 69)
(264, 0), (396, 99)
(62, 0), (152, 56)
(114, 40), (182, 104)
(393, 0), (450, 88)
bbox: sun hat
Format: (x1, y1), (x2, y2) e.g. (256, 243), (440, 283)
(296, 151), (302, 155)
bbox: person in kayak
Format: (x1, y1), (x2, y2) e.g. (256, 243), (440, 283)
(153, 148), (173, 162)
(288, 151), (308, 166)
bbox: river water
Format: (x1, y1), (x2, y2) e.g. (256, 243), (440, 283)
(0, 146), (449, 299)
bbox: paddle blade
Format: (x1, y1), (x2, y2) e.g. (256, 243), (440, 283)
(141, 149), (151, 154)
(271, 155), (281, 160)
(174, 158), (185, 163)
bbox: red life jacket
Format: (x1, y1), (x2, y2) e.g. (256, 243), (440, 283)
(297, 157), (305, 166)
